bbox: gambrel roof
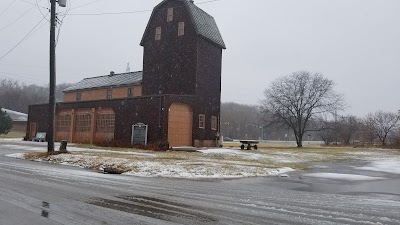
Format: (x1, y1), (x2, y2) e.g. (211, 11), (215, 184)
(140, 0), (226, 49)
(63, 71), (143, 92)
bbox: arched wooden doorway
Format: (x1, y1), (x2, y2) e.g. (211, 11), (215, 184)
(168, 103), (193, 147)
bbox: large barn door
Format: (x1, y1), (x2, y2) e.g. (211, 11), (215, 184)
(168, 103), (193, 147)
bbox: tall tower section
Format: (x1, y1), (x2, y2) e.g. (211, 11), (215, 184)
(140, 0), (226, 98)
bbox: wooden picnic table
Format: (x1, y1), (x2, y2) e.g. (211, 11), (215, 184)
(239, 140), (259, 150)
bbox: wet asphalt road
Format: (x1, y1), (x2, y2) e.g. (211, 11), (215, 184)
(1, 141), (400, 225)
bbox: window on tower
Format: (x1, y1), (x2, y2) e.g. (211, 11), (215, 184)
(155, 27), (162, 40)
(199, 114), (205, 129)
(167, 8), (173, 22)
(211, 116), (218, 130)
(178, 22), (185, 36)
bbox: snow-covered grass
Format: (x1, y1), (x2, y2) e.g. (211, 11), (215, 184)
(3, 139), (400, 179)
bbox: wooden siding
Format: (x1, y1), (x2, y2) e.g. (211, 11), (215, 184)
(168, 103), (193, 147)
(64, 85), (142, 102)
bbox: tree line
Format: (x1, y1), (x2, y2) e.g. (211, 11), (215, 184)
(0, 78), (70, 113)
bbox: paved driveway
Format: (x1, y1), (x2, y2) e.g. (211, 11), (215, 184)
(0, 140), (399, 224)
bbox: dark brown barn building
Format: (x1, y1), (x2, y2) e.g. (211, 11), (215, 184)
(27, 0), (225, 148)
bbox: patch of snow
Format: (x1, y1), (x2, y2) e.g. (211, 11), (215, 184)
(5, 153), (25, 159)
(357, 160), (400, 174)
(198, 148), (265, 160)
(303, 173), (386, 181)
(0, 143), (155, 157)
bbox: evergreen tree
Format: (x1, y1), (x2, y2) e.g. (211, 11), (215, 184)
(0, 108), (13, 135)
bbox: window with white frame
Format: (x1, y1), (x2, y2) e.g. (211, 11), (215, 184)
(211, 116), (217, 130)
(167, 8), (173, 22)
(199, 114), (205, 129)
(155, 27), (162, 40)
(178, 22), (185, 36)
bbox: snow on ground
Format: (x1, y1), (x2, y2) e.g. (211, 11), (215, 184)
(0, 143), (155, 157)
(303, 173), (386, 181)
(5, 153), (24, 159)
(3, 139), (400, 179)
(357, 160), (400, 174)
(198, 148), (260, 159)
(9, 152), (294, 179)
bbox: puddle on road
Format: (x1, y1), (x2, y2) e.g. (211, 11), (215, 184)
(87, 195), (218, 224)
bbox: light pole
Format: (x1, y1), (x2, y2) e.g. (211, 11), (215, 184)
(48, 0), (66, 152)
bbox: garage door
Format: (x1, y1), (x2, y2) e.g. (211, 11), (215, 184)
(168, 103), (193, 147)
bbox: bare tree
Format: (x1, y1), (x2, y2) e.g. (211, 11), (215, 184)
(221, 102), (262, 140)
(318, 123), (336, 146)
(337, 115), (359, 145)
(365, 111), (400, 146)
(261, 71), (344, 147)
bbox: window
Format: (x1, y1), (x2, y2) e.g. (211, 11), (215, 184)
(199, 114), (205, 129)
(167, 8), (173, 22)
(128, 88), (133, 97)
(96, 113), (115, 133)
(57, 114), (71, 132)
(211, 116), (217, 130)
(106, 90), (112, 99)
(178, 22), (185, 36)
(76, 92), (81, 101)
(155, 27), (162, 40)
(75, 114), (91, 132)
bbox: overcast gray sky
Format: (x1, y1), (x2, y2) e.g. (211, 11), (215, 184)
(0, 0), (399, 116)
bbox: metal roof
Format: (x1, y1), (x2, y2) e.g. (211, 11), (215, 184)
(63, 71), (143, 92)
(186, 1), (226, 49)
(140, 0), (226, 49)
(1, 108), (28, 122)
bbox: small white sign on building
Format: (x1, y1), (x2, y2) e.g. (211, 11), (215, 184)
(131, 123), (148, 145)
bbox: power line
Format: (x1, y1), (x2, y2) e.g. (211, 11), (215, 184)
(36, 0), (50, 22)
(0, 63), (47, 69)
(0, 5), (36, 33)
(68, 9), (152, 16)
(69, 0), (104, 11)
(56, 0), (72, 46)
(19, 0), (47, 9)
(0, 0), (18, 18)
(67, 0), (223, 16)
(0, 14), (48, 62)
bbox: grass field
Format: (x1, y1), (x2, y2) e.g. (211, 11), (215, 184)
(0, 131), (25, 139)
(12, 140), (400, 179)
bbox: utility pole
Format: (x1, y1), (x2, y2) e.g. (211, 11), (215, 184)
(48, 0), (57, 152)
(48, 0), (66, 152)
